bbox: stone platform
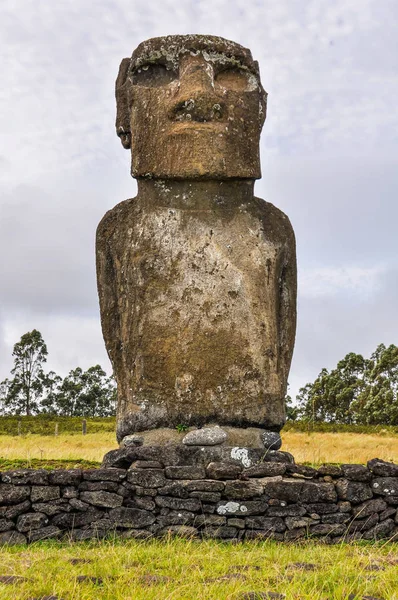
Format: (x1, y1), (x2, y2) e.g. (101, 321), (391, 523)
(1, 448), (398, 544)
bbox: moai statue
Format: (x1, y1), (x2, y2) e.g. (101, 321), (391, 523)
(96, 35), (297, 447)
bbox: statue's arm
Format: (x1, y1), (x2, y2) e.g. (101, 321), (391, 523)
(96, 210), (122, 371)
(278, 214), (297, 383)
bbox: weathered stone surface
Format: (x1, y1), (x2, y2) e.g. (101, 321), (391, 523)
(28, 526), (62, 542)
(285, 516), (318, 529)
(206, 462), (242, 480)
(101, 448), (137, 469)
(62, 486), (78, 499)
(216, 499), (268, 516)
(157, 482), (190, 498)
(195, 514), (226, 527)
(108, 507), (156, 528)
(341, 464), (371, 482)
(190, 491), (221, 502)
(262, 480), (336, 503)
(362, 518), (395, 540)
(352, 498), (387, 518)
(267, 505), (307, 517)
(243, 463), (286, 478)
(183, 427), (227, 446)
(285, 464), (318, 478)
(98, 35), (296, 442)
(0, 499), (31, 519)
(131, 460), (164, 469)
(83, 469), (126, 482)
(80, 491), (123, 509)
(1, 469), (48, 485)
(17, 512), (49, 532)
(48, 470), (82, 486)
(127, 469), (166, 488)
(31, 486), (60, 503)
(368, 458), (398, 477)
(317, 465), (343, 477)
(261, 431), (282, 450)
(155, 496), (201, 512)
(245, 516), (286, 532)
(121, 435), (144, 447)
(263, 451), (295, 464)
(372, 477), (398, 496)
(164, 466), (205, 480)
(157, 510), (195, 527)
(79, 481), (119, 492)
(185, 480), (225, 492)
(52, 509), (103, 529)
(224, 480), (264, 499)
(336, 479), (373, 503)
(32, 500), (70, 516)
(0, 484), (30, 505)
(0, 518), (14, 531)
(321, 513), (350, 524)
(0, 530), (27, 545)
(69, 498), (90, 511)
(304, 503), (339, 515)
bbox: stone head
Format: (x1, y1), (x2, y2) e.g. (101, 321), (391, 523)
(116, 35), (267, 180)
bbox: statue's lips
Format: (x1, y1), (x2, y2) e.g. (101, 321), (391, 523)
(168, 121), (226, 135)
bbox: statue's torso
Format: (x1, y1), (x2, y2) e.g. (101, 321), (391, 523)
(97, 193), (296, 439)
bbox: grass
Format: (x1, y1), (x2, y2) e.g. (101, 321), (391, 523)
(1, 430), (398, 598)
(0, 429), (397, 469)
(0, 537), (398, 599)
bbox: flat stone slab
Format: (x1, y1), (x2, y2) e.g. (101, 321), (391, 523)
(182, 427), (227, 446)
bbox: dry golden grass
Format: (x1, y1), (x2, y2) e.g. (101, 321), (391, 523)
(282, 430), (398, 465)
(0, 433), (118, 464)
(0, 430), (397, 465)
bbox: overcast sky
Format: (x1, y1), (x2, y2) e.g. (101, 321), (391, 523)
(1, 0), (397, 401)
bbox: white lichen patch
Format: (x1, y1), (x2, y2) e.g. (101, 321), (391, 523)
(231, 447), (252, 467)
(217, 501), (248, 515)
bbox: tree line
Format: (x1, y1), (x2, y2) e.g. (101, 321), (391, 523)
(0, 330), (116, 417)
(290, 343), (398, 425)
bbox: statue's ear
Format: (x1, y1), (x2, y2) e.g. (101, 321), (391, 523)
(115, 58), (131, 149)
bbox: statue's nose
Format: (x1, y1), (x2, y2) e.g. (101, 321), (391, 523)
(169, 56), (225, 122)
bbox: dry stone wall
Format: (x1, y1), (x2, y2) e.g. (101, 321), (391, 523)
(1, 450), (398, 545)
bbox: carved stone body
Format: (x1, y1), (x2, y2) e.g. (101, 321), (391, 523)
(96, 35), (297, 443)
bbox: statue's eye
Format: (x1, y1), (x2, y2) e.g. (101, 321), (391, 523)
(215, 67), (254, 91)
(131, 64), (177, 87)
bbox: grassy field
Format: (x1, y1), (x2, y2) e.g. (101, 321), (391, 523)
(0, 537), (398, 599)
(0, 429), (397, 468)
(1, 428), (398, 599)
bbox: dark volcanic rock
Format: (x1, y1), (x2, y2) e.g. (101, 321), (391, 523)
(79, 491), (123, 509)
(83, 469), (126, 482)
(48, 470), (82, 486)
(341, 464), (371, 482)
(224, 480), (264, 499)
(1, 469), (48, 485)
(108, 507), (156, 528)
(17, 512), (49, 532)
(372, 477), (398, 496)
(206, 462), (243, 480)
(127, 469), (166, 488)
(0, 484), (30, 505)
(31, 486), (60, 503)
(336, 479), (373, 503)
(368, 458), (398, 477)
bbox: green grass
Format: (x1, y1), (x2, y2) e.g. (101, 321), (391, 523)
(0, 537), (398, 599)
(0, 416), (116, 436)
(0, 458), (100, 470)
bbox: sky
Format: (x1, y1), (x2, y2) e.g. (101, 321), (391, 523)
(1, 0), (397, 402)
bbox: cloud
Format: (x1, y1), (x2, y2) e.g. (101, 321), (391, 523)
(0, 0), (397, 408)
